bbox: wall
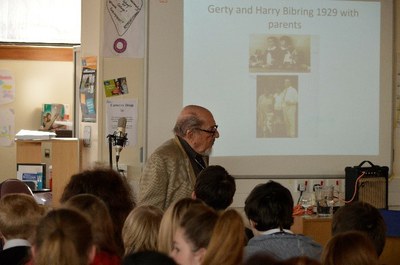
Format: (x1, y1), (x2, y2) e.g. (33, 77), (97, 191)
(78, 0), (144, 194)
(0, 56), (74, 181)
(0, 1), (398, 209)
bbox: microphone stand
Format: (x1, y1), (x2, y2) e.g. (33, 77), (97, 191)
(107, 134), (115, 169)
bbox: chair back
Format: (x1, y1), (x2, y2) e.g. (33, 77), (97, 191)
(0, 178), (34, 198)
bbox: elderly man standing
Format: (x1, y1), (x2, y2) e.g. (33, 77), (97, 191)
(139, 105), (219, 210)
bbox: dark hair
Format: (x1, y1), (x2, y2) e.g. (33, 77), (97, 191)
(243, 252), (278, 265)
(244, 181), (294, 231)
(194, 165), (236, 211)
(332, 201), (386, 256)
(122, 251), (176, 265)
(179, 204), (218, 251)
(322, 231), (379, 265)
(60, 167), (136, 255)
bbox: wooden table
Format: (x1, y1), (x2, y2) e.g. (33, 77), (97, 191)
(291, 215), (332, 246)
(291, 214), (400, 265)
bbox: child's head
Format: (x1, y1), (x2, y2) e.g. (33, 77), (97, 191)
(0, 193), (45, 241)
(33, 208), (95, 265)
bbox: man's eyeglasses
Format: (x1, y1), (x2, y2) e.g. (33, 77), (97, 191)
(195, 125), (218, 136)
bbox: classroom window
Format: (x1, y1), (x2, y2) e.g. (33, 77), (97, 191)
(0, 0), (81, 44)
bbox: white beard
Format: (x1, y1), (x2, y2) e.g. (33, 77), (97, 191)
(201, 147), (213, 156)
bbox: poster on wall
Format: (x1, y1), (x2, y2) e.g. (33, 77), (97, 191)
(0, 108), (15, 147)
(104, 77), (129, 97)
(79, 57), (97, 122)
(0, 69), (15, 105)
(106, 98), (138, 146)
(103, 0), (145, 58)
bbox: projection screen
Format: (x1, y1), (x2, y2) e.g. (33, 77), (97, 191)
(146, 0), (393, 178)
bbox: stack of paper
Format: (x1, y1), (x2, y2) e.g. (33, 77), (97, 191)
(15, 129), (56, 140)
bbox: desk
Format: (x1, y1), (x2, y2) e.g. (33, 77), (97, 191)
(16, 139), (81, 206)
(291, 215), (332, 246)
(291, 214), (400, 265)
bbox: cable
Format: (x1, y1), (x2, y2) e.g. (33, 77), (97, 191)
(297, 190), (303, 205)
(344, 171), (366, 204)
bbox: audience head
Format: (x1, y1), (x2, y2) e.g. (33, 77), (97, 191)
(122, 205), (163, 255)
(122, 250), (177, 265)
(193, 165), (236, 211)
(332, 201), (386, 256)
(281, 256), (322, 265)
(321, 231), (379, 265)
(32, 208), (95, 265)
(173, 105), (219, 156)
(244, 181), (294, 233)
(60, 167), (136, 254)
(243, 252), (278, 265)
(158, 198), (204, 254)
(244, 254), (322, 265)
(0, 193), (44, 242)
(63, 193), (119, 256)
(202, 209), (246, 265)
(170, 203), (218, 265)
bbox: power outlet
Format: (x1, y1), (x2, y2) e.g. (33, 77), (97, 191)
(294, 180), (308, 192)
(309, 179), (325, 191)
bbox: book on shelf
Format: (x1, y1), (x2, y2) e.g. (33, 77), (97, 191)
(41, 103), (71, 131)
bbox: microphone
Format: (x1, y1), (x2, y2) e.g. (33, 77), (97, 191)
(114, 117), (128, 162)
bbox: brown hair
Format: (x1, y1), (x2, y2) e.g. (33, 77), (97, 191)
(280, 256), (322, 265)
(63, 194), (119, 256)
(202, 209), (245, 265)
(33, 208), (94, 265)
(60, 167), (136, 255)
(0, 193), (44, 241)
(321, 231), (379, 265)
(332, 201), (386, 256)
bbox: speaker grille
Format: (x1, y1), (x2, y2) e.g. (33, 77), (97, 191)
(358, 177), (387, 209)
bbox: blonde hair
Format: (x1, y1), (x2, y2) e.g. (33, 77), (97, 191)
(157, 198), (204, 254)
(122, 205), (163, 255)
(0, 193), (44, 241)
(322, 231), (379, 265)
(63, 194), (119, 255)
(33, 208), (94, 265)
(202, 209), (245, 265)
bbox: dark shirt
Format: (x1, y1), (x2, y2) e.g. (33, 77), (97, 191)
(0, 246), (31, 265)
(177, 136), (207, 176)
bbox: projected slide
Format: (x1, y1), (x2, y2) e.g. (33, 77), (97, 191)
(183, 0), (380, 156)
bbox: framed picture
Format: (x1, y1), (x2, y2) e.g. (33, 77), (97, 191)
(16, 163), (46, 190)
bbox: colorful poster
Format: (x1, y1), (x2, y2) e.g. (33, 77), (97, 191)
(103, 0), (145, 58)
(0, 108), (15, 146)
(79, 68), (97, 122)
(0, 70), (15, 105)
(104, 77), (129, 97)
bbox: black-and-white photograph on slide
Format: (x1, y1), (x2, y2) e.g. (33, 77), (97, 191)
(256, 75), (298, 138)
(249, 35), (311, 73)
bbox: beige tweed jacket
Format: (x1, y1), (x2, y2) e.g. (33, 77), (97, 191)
(138, 136), (197, 210)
